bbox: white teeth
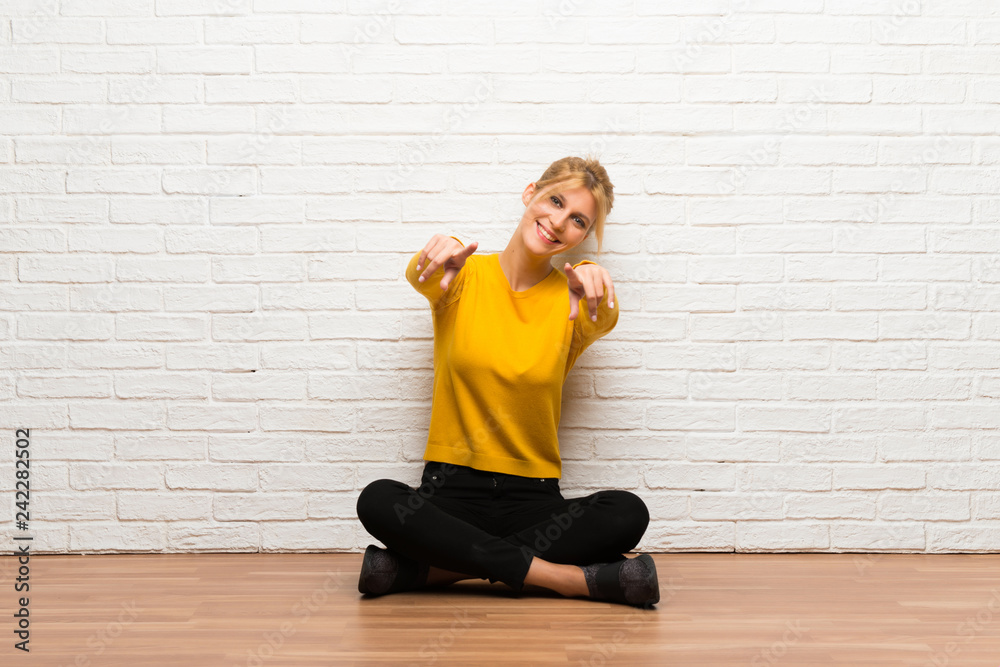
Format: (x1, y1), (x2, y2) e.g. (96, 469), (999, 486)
(537, 222), (558, 243)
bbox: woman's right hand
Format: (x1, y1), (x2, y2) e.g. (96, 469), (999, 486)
(415, 235), (479, 292)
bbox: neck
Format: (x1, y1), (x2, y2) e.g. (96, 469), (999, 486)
(498, 239), (555, 292)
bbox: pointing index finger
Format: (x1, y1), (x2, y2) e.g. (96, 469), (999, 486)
(564, 263), (582, 287)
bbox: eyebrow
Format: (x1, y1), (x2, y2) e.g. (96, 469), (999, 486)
(554, 194), (592, 227)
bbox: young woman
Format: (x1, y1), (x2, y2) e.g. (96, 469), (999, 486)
(355, 156), (658, 608)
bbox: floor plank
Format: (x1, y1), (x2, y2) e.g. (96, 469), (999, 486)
(2, 553), (1000, 666)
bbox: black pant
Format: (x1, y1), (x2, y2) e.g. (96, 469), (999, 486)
(356, 460), (650, 594)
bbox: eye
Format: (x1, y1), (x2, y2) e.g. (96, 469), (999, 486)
(551, 195), (585, 227)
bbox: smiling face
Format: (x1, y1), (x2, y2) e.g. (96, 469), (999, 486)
(518, 182), (598, 258)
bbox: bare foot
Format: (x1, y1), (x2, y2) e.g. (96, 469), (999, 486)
(523, 557), (590, 598)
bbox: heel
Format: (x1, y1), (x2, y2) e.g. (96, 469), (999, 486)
(582, 554), (660, 608)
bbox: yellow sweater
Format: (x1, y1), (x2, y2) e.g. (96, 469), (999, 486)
(406, 237), (619, 479)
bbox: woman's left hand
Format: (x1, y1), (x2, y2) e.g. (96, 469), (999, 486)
(564, 262), (615, 322)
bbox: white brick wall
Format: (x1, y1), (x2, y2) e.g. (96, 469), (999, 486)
(1, 1), (998, 555)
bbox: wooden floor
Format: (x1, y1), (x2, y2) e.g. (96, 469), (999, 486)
(3, 552), (1000, 666)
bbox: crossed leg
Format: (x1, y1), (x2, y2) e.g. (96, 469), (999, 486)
(357, 477), (649, 598)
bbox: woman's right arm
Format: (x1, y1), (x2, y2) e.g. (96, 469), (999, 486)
(406, 234), (479, 310)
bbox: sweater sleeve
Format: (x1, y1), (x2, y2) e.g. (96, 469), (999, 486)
(405, 235), (469, 311)
(568, 259), (619, 358)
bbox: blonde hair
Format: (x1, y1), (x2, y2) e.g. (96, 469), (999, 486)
(527, 154), (614, 258)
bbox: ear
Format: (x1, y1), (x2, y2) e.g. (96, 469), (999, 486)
(522, 182), (536, 207)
